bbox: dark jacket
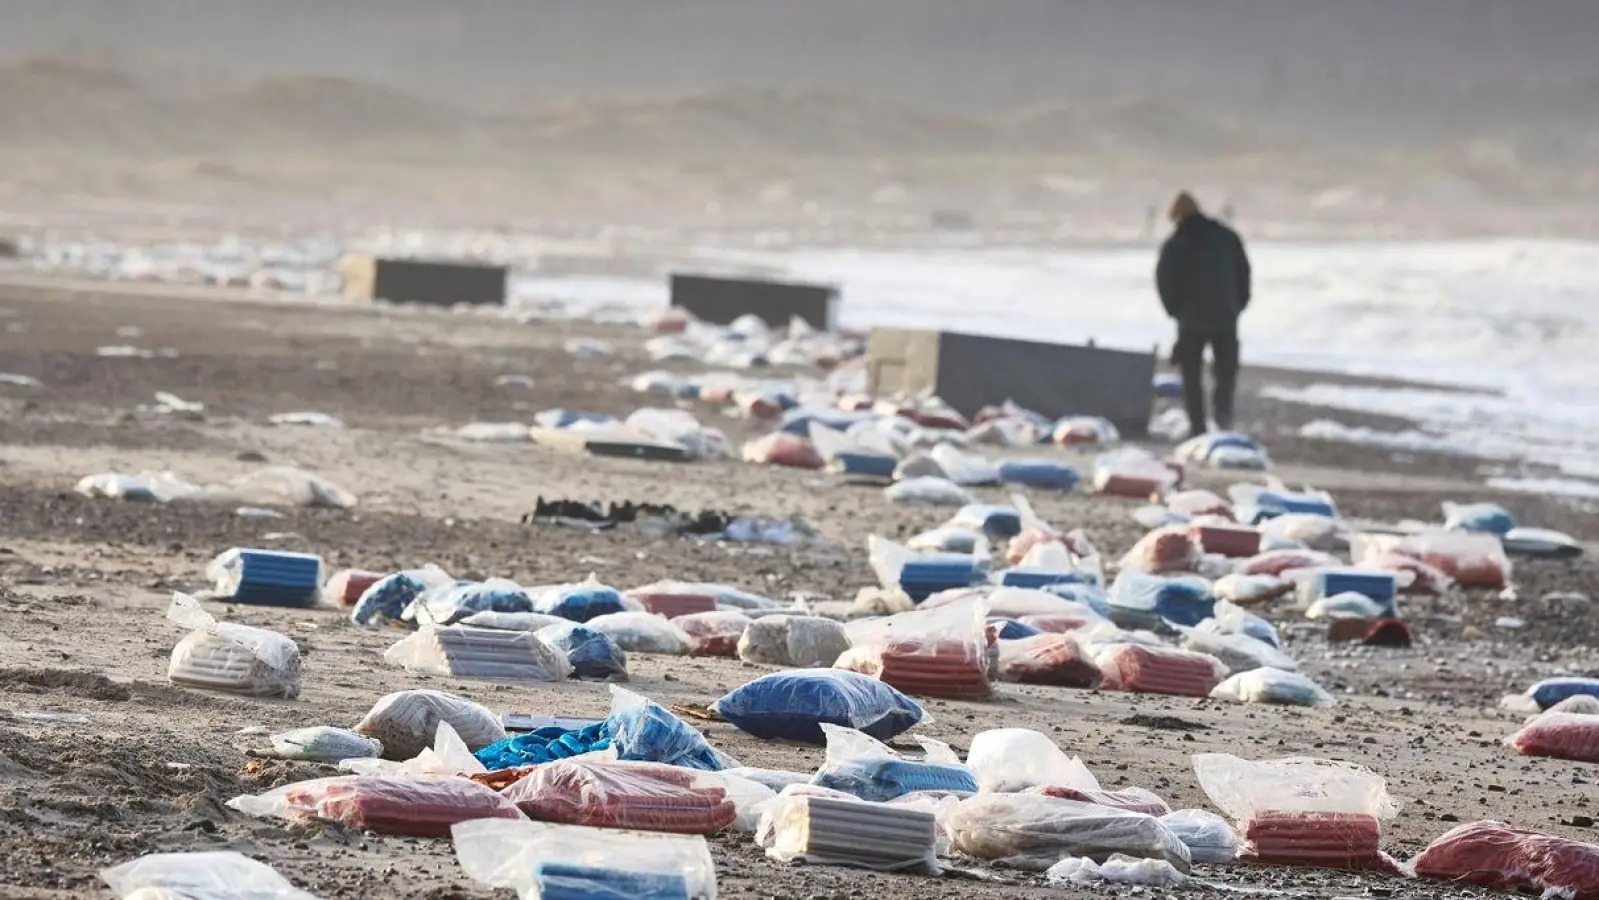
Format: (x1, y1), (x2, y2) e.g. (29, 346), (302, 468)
(1156, 214), (1251, 332)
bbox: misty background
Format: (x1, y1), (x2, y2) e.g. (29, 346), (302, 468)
(2, 1), (1597, 236)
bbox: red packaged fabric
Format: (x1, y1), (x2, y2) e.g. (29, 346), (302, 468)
(278, 777), (522, 838)
(1510, 712), (1599, 763)
(1027, 784), (1171, 817)
(1120, 526), (1203, 573)
(1194, 524), (1262, 558)
(741, 433), (824, 470)
(1393, 532), (1511, 589)
(837, 638), (994, 700)
(1361, 553), (1454, 595)
(1411, 820), (1599, 900)
(1018, 614), (1096, 634)
(905, 408), (969, 430)
(698, 384), (736, 405)
(675, 610), (753, 657)
(501, 760), (737, 834)
(324, 569), (383, 607)
(1242, 811), (1404, 875)
(736, 392), (782, 421)
(633, 591), (717, 618)
(998, 634), (1101, 688)
(1095, 644), (1226, 697)
(1240, 548), (1341, 577)
(1095, 472), (1168, 499)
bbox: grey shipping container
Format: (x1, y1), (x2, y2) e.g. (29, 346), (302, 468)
(669, 273), (838, 330)
(340, 254), (507, 306)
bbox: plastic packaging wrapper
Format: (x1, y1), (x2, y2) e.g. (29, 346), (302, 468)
(166, 593), (301, 699)
(207, 548), (323, 608)
(834, 596), (995, 701)
(101, 851), (321, 900)
(1211, 572), (1292, 605)
(1442, 500), (1516, 536)
(987, 617), (1039, 640)
(606, 685), (734, 771)
(1298, 568), (1399, 613)
(1092, 449), (1178, 497)
(738, 615), (850, 668)
(474, 722), (610, 771)
(1055, 416), (1120, 447)
(626, 582), (718, 618)
(883, 476), (973, 507)
(1207, 598), (1280, 645)
(1095, 644), (1228, 697)
(1194, 523), (1262, 558)
(405, 579), (535, 626)
(501, 760), (744, 834)
(1018, 609), (1104, 633)
(1027, 785), (1170, 817)
(673, 611), (752, 657)
(1160, 809), (1240, 864)
(1503, 526), (1584, 559)
(948, 503), (1022, 540)
(742, 432), (825, 470)
(1108, 570), (1214, 629)
(966, 728), (1098, 793)
(459, 610), (570, 632)
(811, 725), (977, 801)
(1360, 552), (1455, 596)
(1180, 627), (1296, 674)
(226, 466), (358, 510)
(352, 565), (453, 627)
(1509, 712), (1599, 763)
(765, 792), (939, 873)
(533, 622), (626, 681)
(228, 775), (523, 837)
(1542, 694), (1599, 717)
(868, 535), (984, 600)
(725, 767), (812, 794)
(1119, 525), (1202, 574)
(532, 575), (627, 622)
(997, 458), (1079, 491)
(1193, 753), (1401, 875)
(1528, 677), (1599, 710)
(945, 793), (1191, 872)
(1164, 489), (1231, 518)
(77, 471), (206, 503)
(1260, 513), (1345, 552)
(1211, 668), (1333, 706)
(1410, 820), (1599, 900)
(451, 818), (716, 900)
(1306, 591), (1389, 621)
(938, 586), (1100, 621)
(356, 689), (507, 761)
(1240, 548), (1341, 577)
(323, 568), (382, 608)
(1392, 531), (1512, 589)
(907, 525), (987, 555)
(271, 727), (383, 762)
(997, 634), (1102, 688)
(1047, 853), (1187, 887)
(385, 625), (572, 682)
(583, 612), (694, 655)
(714, 669), (926, 745)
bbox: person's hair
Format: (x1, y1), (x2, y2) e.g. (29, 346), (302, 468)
(1168, 191), (1201, 222)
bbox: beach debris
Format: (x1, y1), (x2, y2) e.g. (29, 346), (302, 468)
(268, 410), (343, 427)
(166, 592), (301, 699)
(101, 851), (321, 900)
(1509, 711), (1599, 763)
(944, 792), (1191, 872)
(713, 669), (926, 745)
(386, 625), (573, 682)
(229, 774), (522, 837)
(1210, 668), (1334, 706)
(738, 615), (851, 668)
(451, 819), (718, 900)
(269, 727), (384, 762)
(584, 612), (695, 655)
(1411, 820), (1599, 899)
(355, 689), (506, 761)
(538, 623), (630, 681)
(76, 471), (206, 503)
(0, 372), (42, 387)
(207, 548), (323, 608)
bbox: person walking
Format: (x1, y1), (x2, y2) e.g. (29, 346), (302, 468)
(1156, 191), (1251, 436)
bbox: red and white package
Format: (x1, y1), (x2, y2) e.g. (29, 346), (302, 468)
(1026, 784), (1171, 817)
(1239, 548), (1341, 577)
(1393, 531), (1511, 589)
(323, 568), (384, 607)
(741, 432), (825, 470)
(1119, 525), (1203, 574)
(1094, 644), (1227, 697)
(1018, 613), (1098, 634)
(997, 634), (1101, 689)
(1359, 552), (1455, 596)
(628, 582), (719, 619)
(676, 610), (753, 658)
(230, 776), (523, 838)
(1509, 712), (1599, 764)
(500, 760), (738, 834)
(1165, 489), (1233, 519)
(835, 596), (995, 701)
(1411, 820), (1599, 900)
(1192, 523), (1262, 558)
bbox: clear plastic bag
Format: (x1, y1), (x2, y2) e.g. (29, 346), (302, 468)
(928, 443), (1001, 486)
(762, 788), (940, 873)
(1208, 598), (1280, 646)
(1119, 526), (1202, 574)
(1354, 548), (1456, 595)
(355, 689), (507, 761)
(997, 635), (1102, 688)
(714, 669), (927, 745)
(206, 548), (324, 608)
(1306, 592), (1388, 621)
(1239, 547), (1342, 577)
(351, 565), (454, 627)
(228, 775), (523, 838)
(452, 818), (717, 900)
(944, 793), (1191, 872)
(1094, 644), (1228, 697)
(625, 581), (717, 618)
(724, 767), (812, 794)
(1391, 531), (1512, 589)
(948, 503), (1022, 540)
(385, 626), (573, 682)
(1091, 449), (1176, 497)
(606, 685), (735, 771)
(834, 594), (995, 701)
(1441, 501), (1516, 536)
(538, 622), (629, 681)
(966, 728), (1097, 793)
(811, 724), (977, 801)
(531, 575), (627, 622)
(323, 568), (382, 608)
(1159, 809), (1240, 864)
(675, 611), (752, 657)
(907, 525), (988, 555)
(1192, 753), (1402, 875)
(341, 720), (487, 780)
(101, 851), (321, 900)
(500, 760), (744, 834)
(738, 615), (851, 668)
(1046, 853), (1188, 887)
(1165, 489), (1231, 518)
(270, 726), (383, 762)
(883, 476), (975, 506)
(1410, 820), (1599, 899)
(1260, 513), (1345, 552)
(584, 612), (695, 655)
(405, 578), (535, 626)
(1509, 712), (1599, 763)
(1210, 668), (1334, 706)
(1179, 627), (1296, 674)
(1054, 416), (1120, 447)
(166, 592), (301, 699)
(1107, 570), (1214, 629)
(1527, 677), (1599, 710)
(459, 610), (570, 632)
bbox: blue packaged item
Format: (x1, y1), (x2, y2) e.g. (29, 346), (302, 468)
(1255, 490), (1337, 518)
(951, 503), (1023, 540)
(829, 451), (898, 479)
(779, 409), (879, 436)
(1153, 373), (1184, 398)
(987, 617), (1041, 641)
(1442, 501), (1516, 536)
(713, 670), (926, 745)
(1528, 677), (1599, 710)
(997, 459), (1080, 491)
(814, 758), (978, 801)
(214, 549), (322, 609)
(534, 408), (616, 430)
(606, 685), (732, 771)
(1042, 582), (1112, 616)
(538, 622), (629, 681)
(1311, 569), (1397, 615)
(898, 557), (983, 601)
(405, 579), (533, 626)
(1203, 432), (1263, 456)
(534, 863), (690, 900)
(533, 577), (626, 623)
(999, 568), (1096, 590)
(352, 570), (431, 626)
(474, 721), (612, 770)
(1109, 570), (1215, 630)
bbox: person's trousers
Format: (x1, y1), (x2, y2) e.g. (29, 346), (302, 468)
(1174, 328), (1239, 435)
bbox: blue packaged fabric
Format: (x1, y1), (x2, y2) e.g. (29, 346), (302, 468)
(1042, 582), (1111, 616)
(1528, 677), (1599, 710)
(1203, 432), (1263, 457)
(999, 568), (1096, 590)
(1443, 502), (1516, 536)
(953, 504), (1023, 540)
(997, 459), (1080, 491)
(351, 571), (432, 626)
(534, 863), (690, 900)
(898, 557), (982, 601)
(1110, 570), (1215, 629)
(538, 623), (629, 681)
(1232, 610), (1280, 647)
(1255, 490), (1336, 518)
(228, 550), (322, 608)
(534, 408), (616, 430)
(1153, 374), (1184, 398)
(830, 451), (898, 479)
(779, 409), (879, 436)
(607, 689), (732, 771)
(405, 580), (534, 626)
(813, 758), (979, 802)
(987, 617), (1042, 641)
(534, 581), (626, 623)
(1315, 570), (1397, 613)
(713, 670), (926, 745)
(474, 722), (612, 770)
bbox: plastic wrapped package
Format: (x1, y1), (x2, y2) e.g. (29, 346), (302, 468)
(323, 568), (382, 608)
(1502, 527), (1584, 559)
(166, 593), (301, 699)
(625, 582), (718, 619)
(271, 727), (383, 762)
(765, 792), (940, 873)
(987, 617), (1040, 640)
(1092, 449), (1178, 498)
(944, 793), (1191, 872)
(1108, 570), (1215, 629)
(459, 611), (569, 632)
(1018, 606), (1105, 632)
(1164, 489), (1231, 518)
(1026, 785), (1170, 817)
(1210, 573), (1292, 605)
(385, 626), (572, 682)
(452, 818), (716, 900)
(714, 669), (927, 745)
(1193, 523), (1262, 558)
(1542, 694), (1599, 717)
(1095, 644), (1228, 697)
(207, 548), (323, 608)
(738, 615), (851, 668)
(907, 525), (988, 555)
(919, 443), (995, 486)
(1442, 501), (1516, 536)
(501, 760), (742, 834)
(1207, 598), (1280, 646)
(356, 689), (507, 761)
(1046, 853), (1187, 887)
(1260, 514), (1345, 552)
(352, 565), (453, 627)
(1211, 669), (1334, 706)
(101, 851), (321, 900)
(532, 575), (627, 622)
(1055, 416), (1120, 447)
(1509, 712), (1599, 763)
(1360, 553), (1455, 596)
(226, 466), (358, 510)
(1119, 526), (1203, 574)
(1410, 820), (1599, 899)
(228, 775), (522, 837)
(1239, 548), (1341, 577)
(1528, 677), (1599, 710)
(1192, 753), (1402, 875)
(1392, 531), (1511, 588)
(811, 725), (977, 801)
(948, 503), (1023, 540)
(1179, 628), (1297, 674)
(834, 596), (995, 701)
(997, 458), (1079, 491)
(997, 634), (1102, 688)
(583, 612), (694, 655)
(533, 623), (626, 681)
(406, 579), (535, 626)
(1306, 591), (1389, 621)
(1298, 568), (1399, 613)
(673, 611), (752, 657)
(884, 476), (976, 506)
(868, 535), (984, 600)
(473, 722), (610, 772)
(606, 685), (734, 771)
(1160, 809), (1240, 864)
(966, 728), (1098, 793)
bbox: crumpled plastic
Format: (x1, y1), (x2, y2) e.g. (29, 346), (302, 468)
(166, 592), (301, 699)
(944, 793), (1191, 872)
(101, 851), (322, 900)
(811, 724), (976, 801)
(606, 685), (736, 771)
